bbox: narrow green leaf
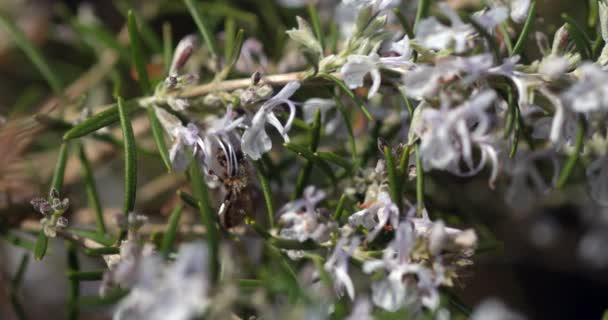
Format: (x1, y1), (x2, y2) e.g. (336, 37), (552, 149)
(78, 143), (106, 234)
(563, 13), (592, 59)
(76, 288), (129, 307)
(161, 203), (184, 259)
(316, 151), (352, 171)
(512, 1), (537, 57)
(509, 103), (521, 158)
(413, 0), (431, 33)
(50, 142), (70, 193)
(177, 190), (199, 208)
(65, 228), (115, 246)
(148, 107), (172, 172)
(320, 73), (373, 120)
(2, 232), (35, 252)
(184, 0), (218, 58)
(128, 10), (152, 95)
(499, 23), (514, 55)
(224, 18), (236, 62)
(383, 144), (402, 212)
(11, 253), (29, 289)
(34, 232), (48, 261)
(333, 94), (357, 159)
(216, 28), (245, 81)
(393, 7), (414, 39)
(163, 22), (173, 74)
(284, 142), (337, 185)
(589, 0), (599, 28)
(556, 116), (586, 188)
(62, 100), (141, 140)
(67, 270), (104, 281)
(0, 14), (62, 94)
(118, 96), (138, 215)
(9, 253), (29, 320)
(84, 247), (119, 256)
(253, 160), (276, 229)
(189, 161), (220, 283)
(307, 3), (324, 50)
(503, 87), (516, 139)
(398, 144), (412, 178)
(332, 194), (347, 221)
(293, 109), (322, 199)
(415, 143), (424, 216)
(66, 241), (80, 320)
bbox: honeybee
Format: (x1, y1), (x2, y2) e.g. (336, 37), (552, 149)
(208, 137), (253, 229)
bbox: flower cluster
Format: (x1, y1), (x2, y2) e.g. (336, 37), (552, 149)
(30, 189), (69, 237)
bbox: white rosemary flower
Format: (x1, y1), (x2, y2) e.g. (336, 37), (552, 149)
(155, 107), (205, 171)
(241, 81), (301, 160)
(278, 186), (331, 243)
(503, 150), (559, 210)
(348, 191), (399, 241)
(415, 90), (500, 187)
(201, 104), (245, 180)
(324, 236), (359, 300)
(508, 0), (531, 23)
(113, 242), (211, 320)
(340, 35), (413, 99)
(403, 54), (494, 100)
(362, 222), (441, 311)
(472, 6), (508, 33)
(415, 3), (475, 53)
(342, 0), (399, 11)
(31, 190), (69, 237)
(562, 63), (608, 113)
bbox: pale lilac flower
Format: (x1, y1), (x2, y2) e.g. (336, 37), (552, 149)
(473, 6), (509, 33)
(562, 63), (608, 113)
(278, 186), (331, 243)
(340, 35), (413, 99)
(241, 81), (301, 160)
(201, 104), (245, 179)
(348, 191), (399, 241)
(415, 3), (475, 53)
(415, 90), (500, 187)
(471, 298), (526, 320)
(31, 190), (70, 237)
(508, 0), (531, 23)
(346, 297), (373, 320)
(342, 0), (399, 11)
(504, 150), (559, 210)
(535, 86), (577, 146)
(113, 242), (211, 320)
(403, 54), (494, 100)
(362, 222), (442, 311)
(324, 237), (359, 300)
(156, 106), (206, 171)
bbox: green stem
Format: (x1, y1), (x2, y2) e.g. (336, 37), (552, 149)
(254, 160), (275, 229)
(556, 117), (586, 188)
(415, 143), (424, 215)
(77, 143), (106, 234)
(512, 1), (536, 57)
